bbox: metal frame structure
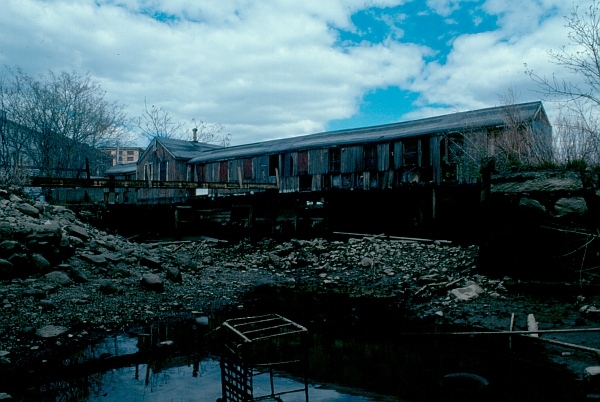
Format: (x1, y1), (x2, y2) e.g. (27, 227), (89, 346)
(219, 314), (309, 401)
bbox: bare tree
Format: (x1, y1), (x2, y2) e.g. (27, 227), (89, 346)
(553, 101), (600, 166)
(136, 99), (184, 140)
(0, 66), (127, 179)
(190, 118), (231, 146)
(136, 99), (231, 146)
(525, 0), (600, 166)
(527, 1), (600, 105)
(441, 90), (554, 181)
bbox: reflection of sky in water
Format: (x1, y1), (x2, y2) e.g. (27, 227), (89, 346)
(91, 335), (140, 357)
(86, 357), (383, 402)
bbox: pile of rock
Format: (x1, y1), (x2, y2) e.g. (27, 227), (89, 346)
(0, 186), (589, 375)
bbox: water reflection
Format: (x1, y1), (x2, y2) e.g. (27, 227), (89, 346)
(9, 319), (394, 402)
(86, 357), (384, 402)
(2, 299), (587, 402)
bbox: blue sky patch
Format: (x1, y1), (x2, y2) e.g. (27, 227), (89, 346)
(338, 2), (498, 65)
(327, 87), (420, 130)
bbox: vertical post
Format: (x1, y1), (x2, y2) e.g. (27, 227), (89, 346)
(85, 157), (91, 180)
(220, 357), (227, 401)
(238, 167), (243, 188)
(431, 187), (436, 224)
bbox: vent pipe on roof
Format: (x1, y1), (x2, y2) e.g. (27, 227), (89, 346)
(192, 128), (198, 142)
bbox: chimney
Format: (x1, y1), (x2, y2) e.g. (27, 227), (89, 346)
(192, 128), (198, 142)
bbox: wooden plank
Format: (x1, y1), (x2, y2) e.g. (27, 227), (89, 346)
(27, 177), (277, 190)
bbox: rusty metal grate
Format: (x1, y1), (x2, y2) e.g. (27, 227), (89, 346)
(218, 314), (309, 401)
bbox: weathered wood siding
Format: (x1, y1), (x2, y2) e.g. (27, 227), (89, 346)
(377, 143), (389, 171)
(341, 146), (363, 173)
(308, 149), (327, 175)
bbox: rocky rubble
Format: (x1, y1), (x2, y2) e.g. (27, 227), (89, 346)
(1, 187), (600, 384)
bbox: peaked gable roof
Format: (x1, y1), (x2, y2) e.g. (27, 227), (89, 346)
(189, 101), (547, 164)
(139, 137), (223, 162)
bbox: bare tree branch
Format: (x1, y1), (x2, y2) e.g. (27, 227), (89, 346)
(136, 101), (232, 146)
(0, 66), (128, 179)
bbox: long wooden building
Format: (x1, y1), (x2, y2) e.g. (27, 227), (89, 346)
(188, 102), (552, 196)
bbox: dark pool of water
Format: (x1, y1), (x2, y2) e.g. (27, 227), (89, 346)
(1, 288), (593, 401)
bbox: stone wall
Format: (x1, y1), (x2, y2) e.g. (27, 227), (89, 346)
(481, 169), (600, 282)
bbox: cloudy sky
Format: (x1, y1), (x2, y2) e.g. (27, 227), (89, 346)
(0, 0), (588, 146)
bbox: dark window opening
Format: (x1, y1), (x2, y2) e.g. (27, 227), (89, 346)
(219, 161), (228, 181)
(403, 139), (418, 166)
(269, 154), (279, 177)
(243, 158), (252, 180)
(330, 174), (341, 188)
(159, 161), (167, 181)
(364, 144), (377, 171)
(329, 148), (341, 172)
(388, 143), (395, 170)
(421, 138), (430, 167)
(196, 164), (205, 182)
(342, 173), (353, 188)
(299, 174), (312, 191)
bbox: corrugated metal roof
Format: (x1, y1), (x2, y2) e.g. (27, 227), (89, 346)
(189, 101), (544, 164)
(156, 137), (223, 160)
(104, 162), (137, 175)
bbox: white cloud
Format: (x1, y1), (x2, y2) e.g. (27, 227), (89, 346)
(0, 0), (427, 145)
(426, 0), (479, 17)
(0, 0), (592, 147)
(403, 0), (582, 123)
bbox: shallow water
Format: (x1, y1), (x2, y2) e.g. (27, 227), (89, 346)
(3, 288), (591, 401)
(88, 333), (393, 402)
(85, 354), (386, 402)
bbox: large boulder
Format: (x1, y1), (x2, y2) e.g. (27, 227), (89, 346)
(554, 197), (588, 217)
(31, 254), (51, 273)
(45, 271), (73, 287)
(140, 273), (164, 292)
(16, 203), (40, 218)
(0, 241), (26, 258)
(65, 225), (89, 242)
(166, 266), (182, 283)
(0, 259), (14, 280)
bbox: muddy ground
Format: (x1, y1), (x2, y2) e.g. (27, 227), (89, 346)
(1, 188), (600, 400)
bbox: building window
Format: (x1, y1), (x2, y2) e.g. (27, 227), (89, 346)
(159, 161), (167, 181)
(269, 154), (279, 177)
(299, 174), (312, 191)
(127, 150), (134, 156)
(403, 139), (418, 166)
(329, 148), (341, 172)
(219, 161), (228, 181)
(127, 156), (134, 162)
(364, 144), (377, 171)
(243, 158), (252, 180)
(196, 164), (205, 182)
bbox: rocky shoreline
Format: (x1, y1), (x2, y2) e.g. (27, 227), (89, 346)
(2, 187), (600, 398)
